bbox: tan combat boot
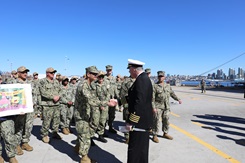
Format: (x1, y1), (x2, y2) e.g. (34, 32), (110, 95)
(16, 145), (23, 155)
(153, 135), (159, 143)
(163, 133), (173, 140)
(0, 156), (4, 163)
(9, 157), (18, 163)
(80, 155), (91, 163)
(42, 136), (50, 143)
(62, 128), (69, 135)
(21, 143), (33, 151)
(66, 128), (71, 133)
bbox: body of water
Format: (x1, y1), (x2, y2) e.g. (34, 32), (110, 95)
(180, 80), (244, 87)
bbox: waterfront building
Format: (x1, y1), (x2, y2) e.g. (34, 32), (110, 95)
(238, 67), (244, 79)
(228, 68), (236, 80)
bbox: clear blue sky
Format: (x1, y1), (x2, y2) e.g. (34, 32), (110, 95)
(0, 0), (245, 77)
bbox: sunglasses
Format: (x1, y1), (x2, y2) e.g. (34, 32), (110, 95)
(90, 72), (98, 76)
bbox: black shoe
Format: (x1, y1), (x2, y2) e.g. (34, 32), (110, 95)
(52, 132), (62, 140)
(109, 127), (117, 134)
(103, 133), (109, 137)
(98, 135), (107, 143)
(69, 128), (73, 133)
(91, 138), (96, 146)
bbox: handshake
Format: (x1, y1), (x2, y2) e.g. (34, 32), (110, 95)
(108, 99), (118, 107)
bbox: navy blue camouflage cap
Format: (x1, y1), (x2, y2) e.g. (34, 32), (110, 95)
(157, 71), (165, 77)
(87, 66), (99, 74)
(145, 68), (151, 73)
(106, 65), (113, 70)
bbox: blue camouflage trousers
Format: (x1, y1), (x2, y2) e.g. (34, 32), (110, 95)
(40, 105), (60, 137)
(152, 109), (170, 135)
(0, 119), (18, 158)
(97, 107), (109, 136)
(76, 120), (92, 156)
(15, 111), (34, 145)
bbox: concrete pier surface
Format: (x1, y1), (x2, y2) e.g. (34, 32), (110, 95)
(3, 86), (244, 163)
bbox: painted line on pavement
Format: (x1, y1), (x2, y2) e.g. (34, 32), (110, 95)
(171, 112), (180, 117)
(192, 122), (204, 127)
(170, 124), (240, 163)
(192, 122), (214, 130)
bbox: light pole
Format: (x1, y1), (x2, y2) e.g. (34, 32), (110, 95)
(7, 59), (12, 72)
(64, 56), (69, 76)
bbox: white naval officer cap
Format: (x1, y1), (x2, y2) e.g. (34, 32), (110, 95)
(127, 59), (145, 69)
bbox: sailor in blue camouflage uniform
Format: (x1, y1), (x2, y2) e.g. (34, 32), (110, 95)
(6, 70), (18, 84)
(104, 65), (119, 134)
(39, 67), (62, 143)
(59, 76), (74, 135)
(74, 66), (117, 163)
(93, 71), (111, 143)
(11, 66), (35, 155)
(152, 71), (182, 142)
(0, 80), (19, 163)
(32, 72), (41, 117)
(67, 76), (78, 131)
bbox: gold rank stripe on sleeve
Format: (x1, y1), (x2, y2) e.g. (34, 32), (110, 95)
(129, 113), (140, 123)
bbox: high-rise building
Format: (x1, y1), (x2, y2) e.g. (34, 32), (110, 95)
(228, 68), (236, 79)
(217, 69), (223, 79)
(237, 67), (244, 79)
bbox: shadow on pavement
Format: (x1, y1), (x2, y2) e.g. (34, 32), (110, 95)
(31, 124), (80, 162)
(31, 125), (42, 140)
(49, 139), (80, 162)
(217, 135), (245, 146)
(89, 145), (123, 163)
(192, 114), (245, 145)
(193, 114), (245, 124)
(101, 121), (126, 143)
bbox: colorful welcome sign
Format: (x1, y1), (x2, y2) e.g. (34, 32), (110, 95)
(0, 84), (33, 117)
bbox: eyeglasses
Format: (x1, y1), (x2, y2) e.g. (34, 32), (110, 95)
(49, 72), (55, 74)
(98, 76), (104, 78)
(20, 71), (28, 74)
(90, 72), (98, 76)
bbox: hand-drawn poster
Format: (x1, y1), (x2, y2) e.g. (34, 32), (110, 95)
(0, 84), (33, 117)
